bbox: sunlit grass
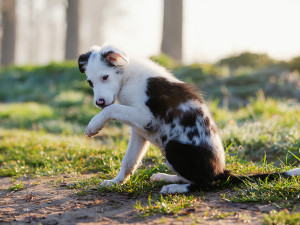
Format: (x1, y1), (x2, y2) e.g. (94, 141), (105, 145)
(0, 101), (99, 134)
(0, 62), (300, 219)
(0, 102), (55, 122)
(53, 90), (85, 107)
(72, 165), (167, 196)
(263, 210), (300, 225)
(134, 194), (197, 216)
(0, 128), (129, 177)
(223, 176), (300, 207)
(7, 178), (24, 191)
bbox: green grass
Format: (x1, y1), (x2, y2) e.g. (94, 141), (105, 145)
(223, 176), (300, 207)
(0, 128), (129, 177)
(70, 159), (168, 196)
(204, 208), (235, 220)
(7, 179), (24, 191)
(176, 65), (300, 108)
(134, 194), (197, 216)
(263, 210), (300, 225)
(0, 62), (99, 134)
(0, 62), (88, 102)
(211, 94), (300, 165)
(0, 62), (299, 220)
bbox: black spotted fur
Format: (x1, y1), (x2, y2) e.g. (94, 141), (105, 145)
(144, 76), (290, 191)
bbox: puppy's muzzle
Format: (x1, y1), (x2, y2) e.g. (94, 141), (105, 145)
(96, 98), (105, 108)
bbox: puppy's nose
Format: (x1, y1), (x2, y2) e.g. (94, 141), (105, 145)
(96, 98), (105, 107)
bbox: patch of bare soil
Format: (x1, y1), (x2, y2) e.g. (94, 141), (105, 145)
(0, 175), (296, 225)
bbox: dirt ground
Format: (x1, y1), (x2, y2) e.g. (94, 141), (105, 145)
(0, 175), (297, 225)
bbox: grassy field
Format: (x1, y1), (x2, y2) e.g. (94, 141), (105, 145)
(0, 61), (299, 224)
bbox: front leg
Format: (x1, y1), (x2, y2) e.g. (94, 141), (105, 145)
(101, 128), (150, 186)
(85, 104), (151, 137)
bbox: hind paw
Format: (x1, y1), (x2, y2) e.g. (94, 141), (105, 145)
(150, 173), (167, 182)
(150, 173), (182, 183)
(160, 184), (190, 194)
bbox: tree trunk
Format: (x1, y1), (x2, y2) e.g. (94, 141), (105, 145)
(161, 0), (183, 62)
(1, 0), (16, 66)
(65, 0), (80, 60)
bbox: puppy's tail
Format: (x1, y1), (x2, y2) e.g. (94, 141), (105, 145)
(185, 168), (300, 193)
(215, 168), (300, 185)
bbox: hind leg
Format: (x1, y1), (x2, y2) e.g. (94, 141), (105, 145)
(160, 184), (191, 194)
(151, 173), (191, 194)
(165, 140), (218, 188)
(150, 173), (185, 183)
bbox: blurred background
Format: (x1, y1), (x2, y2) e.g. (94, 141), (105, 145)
(0, 0), (300, 173)
(1, 0), (300, 65)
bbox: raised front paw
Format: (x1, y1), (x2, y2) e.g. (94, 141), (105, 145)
(84, 124), (100, 137)
(85, 117), (105, 137)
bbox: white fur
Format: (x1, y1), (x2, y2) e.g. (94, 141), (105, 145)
(84, 45), (167, 187)
(98, 45), (129, 63)
(101, 128), (149, 186)
(150, 173), (185, 183)
(83, 45), (300, 193)
(85, 51), (121, 108)
(160, 184), (190, 194)
(83, 44), (225, 192)
(85, 104), (151, 136)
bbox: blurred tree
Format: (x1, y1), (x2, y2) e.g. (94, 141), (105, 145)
(79, 0), (124, 52)
(150, 53), (177, 70)
(218, 52), (275, 69)
(161, 0), (183, 62)
(65, 0), (80, 60)
(288, 56), (300, 72)
(1, 0), (16, 66)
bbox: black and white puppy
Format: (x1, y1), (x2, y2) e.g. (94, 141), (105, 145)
(78, 45), (300, 194)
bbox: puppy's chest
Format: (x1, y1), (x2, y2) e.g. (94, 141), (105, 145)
(118, 78), (149, 106)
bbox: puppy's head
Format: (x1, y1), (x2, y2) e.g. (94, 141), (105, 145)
(78, 45), (129, 109)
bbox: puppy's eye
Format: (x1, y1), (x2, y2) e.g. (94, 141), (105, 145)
(87, 80), (93, 88)
(102, 75), (109, 81)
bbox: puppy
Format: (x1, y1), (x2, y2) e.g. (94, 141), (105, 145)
(78, 45), (300, 194)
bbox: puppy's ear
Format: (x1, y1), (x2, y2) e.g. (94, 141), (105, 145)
(102, 51), (129, 67)
(78, 51), (91, 73)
